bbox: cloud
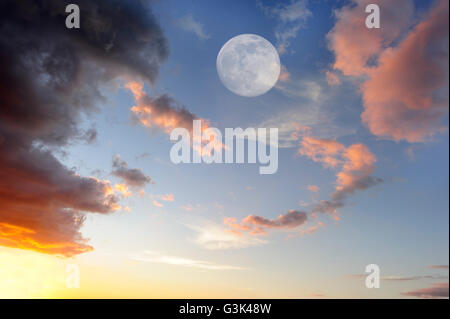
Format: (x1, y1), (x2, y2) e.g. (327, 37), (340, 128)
(328, 0), (449, 142)
(278, 65), (291, 82)
(0, 0), (168, 256)
(112, 155), (152, 188)
(299, 137), (345, 168)
(384, 275), (448, 281)
(126, 81), (224, 156)
(152, 200), (163, 208)
(159, 194), (174, 202)
(131, 250), (246, 270)
(428, 265), (449, 270)
(258, 0), (312, 54)
(177, 15), (210, 40)
(259, 77), (356, 148)
(307, 185), (319, 193)
(299, 221), (325, 236)
(349, 274), (448, 281)
(299, 135), (381, 216)
(402, 282), (449, 299)
(114, 184), (132, 198)
(188, 222), (266, 250)
(224, 210), (308, 236)
(299, 137), (381, 199)
(126, 81), (211, 135)
(325, 71), (341, 86)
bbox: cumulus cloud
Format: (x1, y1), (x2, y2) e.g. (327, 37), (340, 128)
(0, 0), (168, 256)
(402, 282), (449, 299)
(132, 250), (246, 270)
(327, 0), (449, 142)
(224, 210), (308, 236)
(258, 0), (312, 54)
(112, 155), (152, 188)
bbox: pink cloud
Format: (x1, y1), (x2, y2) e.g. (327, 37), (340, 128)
(298, 136), (381, 215)
(325, 70), (341, 86)
(402, 282), (449, 299)
(328, 0), (449, 142)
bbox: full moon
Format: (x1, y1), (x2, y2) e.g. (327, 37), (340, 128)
(216, 34), (281, 97)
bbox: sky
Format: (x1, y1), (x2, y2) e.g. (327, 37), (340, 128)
(0, 0), (448, 299)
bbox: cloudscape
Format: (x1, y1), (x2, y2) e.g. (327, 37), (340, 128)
(0, 0), (448, 299)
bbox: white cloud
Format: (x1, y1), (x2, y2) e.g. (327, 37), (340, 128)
(131, 250), (246, 270)
(259, 0), (312, 54)
(177, 15), (210, 40)
(255, 77), (357, 148)
(187, 222), (266, 250)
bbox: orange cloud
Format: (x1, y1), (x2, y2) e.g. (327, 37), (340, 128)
(328, 0), (449, 142)
(159, 194), (174, 202)
(126, 81), (225, 155)
(114, 184), (132, 198)
(298, 136), (345, 168)
(307, 185), (319, 193)
(152, 200), (163, 208)
(126, 81), (210, 135)
(0, 147), (121, 257)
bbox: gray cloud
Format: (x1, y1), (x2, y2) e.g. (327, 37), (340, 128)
(112, 155), (152, 188)
(0, 0), (168, 256)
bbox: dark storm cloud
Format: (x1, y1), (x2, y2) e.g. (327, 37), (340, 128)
(0, 0), (168, 256)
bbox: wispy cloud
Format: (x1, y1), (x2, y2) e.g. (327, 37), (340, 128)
(224, 210), (308, 236)
(256, 77), (356, 148)
(348, 274), (448, 281)
(402, 282), (449, 299)
(428, 265), (449, 270)
(131, 251), (246, 270)
(258, 0), (312, 54)
(188, 222), (267, 250)
(177, 15), (210, 40)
